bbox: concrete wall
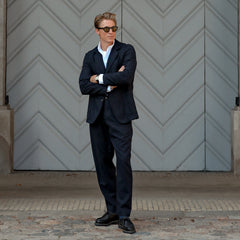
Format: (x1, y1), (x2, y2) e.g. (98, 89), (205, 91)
(232, 107), (240, 174)
(0, 0), (14, 173)
(0, 107), (13, 173)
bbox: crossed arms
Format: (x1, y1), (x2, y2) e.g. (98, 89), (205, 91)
(79, 44), (136, 96)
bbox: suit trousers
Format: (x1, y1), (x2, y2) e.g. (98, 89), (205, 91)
(89, 97), (133, 217)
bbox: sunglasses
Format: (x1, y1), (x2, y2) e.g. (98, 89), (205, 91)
(97, 26), (118, 33)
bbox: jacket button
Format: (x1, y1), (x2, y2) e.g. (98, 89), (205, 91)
(101, 99), (104, 102)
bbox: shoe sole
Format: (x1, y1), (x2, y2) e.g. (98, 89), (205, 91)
(95, 220), (119, 226)
(118, 225), (136, 234)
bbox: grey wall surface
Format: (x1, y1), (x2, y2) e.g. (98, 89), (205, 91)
(123, 0), (205, 170)
(6, 0), (238, 171)
(0, 0), (14, 174)
(205, 0), (238, 170)
(0, 0), (6, 106)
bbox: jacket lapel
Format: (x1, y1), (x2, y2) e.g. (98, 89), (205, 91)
(93, 48), (105, 73)
(105, 40), (120, 73)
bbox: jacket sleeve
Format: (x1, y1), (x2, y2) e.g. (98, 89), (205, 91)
(102, 45), (137, 86)
(79, 53), (107, 96)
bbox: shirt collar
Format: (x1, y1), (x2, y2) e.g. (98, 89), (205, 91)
(98, 40), (115, 55)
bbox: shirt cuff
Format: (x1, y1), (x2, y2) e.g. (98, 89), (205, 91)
(98, 74), (104, 84)
(107, 86), (112, 92)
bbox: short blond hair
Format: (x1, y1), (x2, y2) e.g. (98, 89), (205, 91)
(94, 12), (117, 28)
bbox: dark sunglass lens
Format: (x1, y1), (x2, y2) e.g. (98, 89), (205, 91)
(103, 27), (110, 32)
(112, 26), (118, 32)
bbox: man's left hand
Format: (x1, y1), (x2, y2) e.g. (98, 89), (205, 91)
(90, 75), (98, 83)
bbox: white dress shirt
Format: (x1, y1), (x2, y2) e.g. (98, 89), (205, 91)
(97, 41), (115, 92)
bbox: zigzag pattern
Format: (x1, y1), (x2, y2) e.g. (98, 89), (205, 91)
(123, 0), (205, 170)
(7, 0), (121, 170)
(205, 0), (238, 170)
(122, 0), (237, 171)
(6, 0), (238, 171)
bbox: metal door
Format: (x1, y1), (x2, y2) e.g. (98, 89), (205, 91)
(6, 0), (238, 170)
(124, 0), (205, 170)
(205, 0), (238, 170)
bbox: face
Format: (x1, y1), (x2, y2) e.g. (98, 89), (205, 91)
(95, 19), (116, 47)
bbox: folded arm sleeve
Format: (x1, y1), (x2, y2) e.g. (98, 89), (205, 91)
(79, 54), (107, 95)
(103, 45), (137, 86)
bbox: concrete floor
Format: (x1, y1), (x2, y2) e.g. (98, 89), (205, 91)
(0, 172), (240, 239)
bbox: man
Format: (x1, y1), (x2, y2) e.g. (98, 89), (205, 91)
(79, 12), (138, 234)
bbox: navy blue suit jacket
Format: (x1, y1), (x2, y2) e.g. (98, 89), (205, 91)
(79, 40), (139, 124)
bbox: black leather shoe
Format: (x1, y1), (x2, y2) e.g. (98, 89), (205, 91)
(95, 212), (119, 226)
(118, 218), (136, 234)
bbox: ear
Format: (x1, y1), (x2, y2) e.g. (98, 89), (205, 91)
(95, 28), (100, 36)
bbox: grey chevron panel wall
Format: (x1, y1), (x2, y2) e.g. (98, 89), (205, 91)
(205, 0), (238, 170)
(124, 0), (205, 170)
(6, 0), (238, 171)
(7, 0), (121, 170)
